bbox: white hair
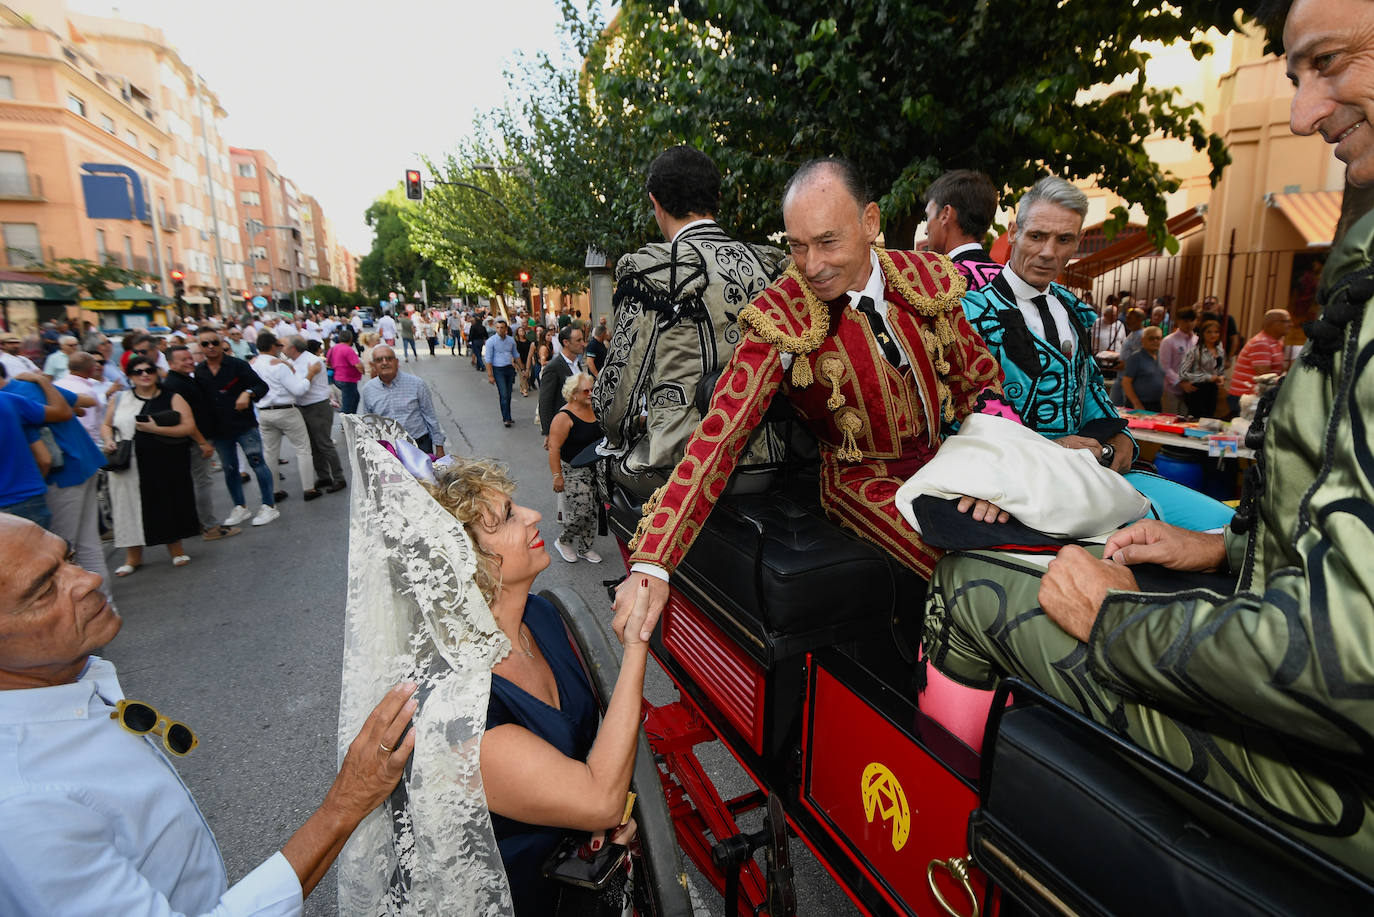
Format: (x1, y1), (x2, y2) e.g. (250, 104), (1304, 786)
(561, 371), (592, 403)
(1017, 175), (1089, 221)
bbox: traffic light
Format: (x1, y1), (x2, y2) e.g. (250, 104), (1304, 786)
(405, 169), (423, 201)
(518, 271), (530, 283)
(169, 269), (185, 301)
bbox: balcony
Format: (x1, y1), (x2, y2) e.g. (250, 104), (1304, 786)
(0, 173), (45, 201)
(159, 212), (180, 232)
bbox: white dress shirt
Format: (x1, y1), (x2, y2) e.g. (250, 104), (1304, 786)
(291, 351), (330, 406)
(301, 320), (322, 343)
(377, 315), (397, 340)
(0, 656), (303, 916)
(1003, 268), (1078, 356)
(1, 351), (40, 378)
(947, 241), (984, 259)
(250, 354), (309, 407)
(56, 373), (107, 446)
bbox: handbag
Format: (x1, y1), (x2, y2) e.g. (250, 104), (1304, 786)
(542, 834), (633, 917)
(103, 433), (133, 472)
(444, 334), (455, 348)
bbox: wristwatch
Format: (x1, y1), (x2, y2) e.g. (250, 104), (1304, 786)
(1099, 442), (1116, 467)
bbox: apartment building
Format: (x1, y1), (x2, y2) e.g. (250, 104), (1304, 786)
(59, 7), (246, 311)
(0, 6), (174, 297)
(301, 192), (329, 286)
(231, 146), (307, 307)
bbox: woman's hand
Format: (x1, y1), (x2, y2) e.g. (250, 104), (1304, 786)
(613, 577), (655, 647)
(610, 817), (637, 846)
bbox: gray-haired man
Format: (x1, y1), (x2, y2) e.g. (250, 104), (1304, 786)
(959, 175), (1136, 472)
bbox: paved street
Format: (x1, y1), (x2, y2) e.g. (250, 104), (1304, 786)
(101, 344), (854, 916)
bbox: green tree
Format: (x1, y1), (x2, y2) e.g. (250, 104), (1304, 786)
(578, 0), (1254, 250)
(36, 257), (153, 300)
(298, 283), (345, 309)
(356, 187), (451, 299)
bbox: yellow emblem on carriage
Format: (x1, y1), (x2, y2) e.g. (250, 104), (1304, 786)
(860, 762), (910, 852)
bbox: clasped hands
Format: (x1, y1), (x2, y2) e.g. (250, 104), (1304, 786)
(1039, 520), (1226, 643)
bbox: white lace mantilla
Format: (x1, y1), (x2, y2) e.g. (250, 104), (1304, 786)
(336, 413), (514, 916)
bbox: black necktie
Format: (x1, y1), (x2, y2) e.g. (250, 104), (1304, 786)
(856, 296), (901, 368)
(1032, 294), (1064, 353)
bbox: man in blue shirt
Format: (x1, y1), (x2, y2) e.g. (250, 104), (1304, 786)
(0, 515), (419, 916)
(4, 366), (110, 592)
(0, 367), (73, 529)
(484, 320), (521, 427)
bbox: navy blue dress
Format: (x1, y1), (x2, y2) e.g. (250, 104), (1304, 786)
(487, 594), (599, 916)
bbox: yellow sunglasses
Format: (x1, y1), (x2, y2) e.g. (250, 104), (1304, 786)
(110, 699), (199, 756)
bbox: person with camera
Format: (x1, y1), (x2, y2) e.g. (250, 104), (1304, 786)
(100, 354), (200, 575)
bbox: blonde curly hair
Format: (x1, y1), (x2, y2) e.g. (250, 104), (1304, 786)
(425, 457), (517, 604)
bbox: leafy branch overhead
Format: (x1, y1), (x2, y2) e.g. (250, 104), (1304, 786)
(380, 0), (1264, 286)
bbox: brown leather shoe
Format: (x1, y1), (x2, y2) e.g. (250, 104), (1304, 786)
(325, 480), (347, 493)
(303, 489), (323, 501)
(203, 525), (241, 541)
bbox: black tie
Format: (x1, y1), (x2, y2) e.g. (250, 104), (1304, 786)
(856, 296), (901, 368)
(1032, 294), (1064, 353)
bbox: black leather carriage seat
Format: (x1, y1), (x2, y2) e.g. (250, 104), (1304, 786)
(608, 469), (925, 666)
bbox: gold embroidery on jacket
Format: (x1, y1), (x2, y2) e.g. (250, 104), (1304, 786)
(819, 354), (846, 410)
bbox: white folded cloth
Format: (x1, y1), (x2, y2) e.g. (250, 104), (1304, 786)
(895, 413), (1150, 541)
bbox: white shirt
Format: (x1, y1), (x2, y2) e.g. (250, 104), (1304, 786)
(1090, 317), (1126, 353)
(273, 320), (296, 338)
(671, 218), (716, 240)
(1003, 268), (1078, 357)
(56, 373), (107, 446)
(320, 318), (337, 339)
(302, 320), (323, 343)
(0, 656), (303, 916)
(250, 353), (309, 407)
(1, 351), (40, 378)
(845, 249), (909, 369)
(377, 315), (397, 340)
(351, 314), (363, 332)
(947, 241), (984, 259)
(291, 351), (330, 406)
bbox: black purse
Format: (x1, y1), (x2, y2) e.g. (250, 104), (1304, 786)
(103, 434), (133, 472)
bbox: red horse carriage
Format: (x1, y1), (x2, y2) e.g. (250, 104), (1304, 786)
(544, 424), (1374, 916)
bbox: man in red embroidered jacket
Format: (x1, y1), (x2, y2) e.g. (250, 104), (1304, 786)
(611, 158), (1015, 641)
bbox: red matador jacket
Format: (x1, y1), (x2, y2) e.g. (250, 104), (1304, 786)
(629, 247), (1009, 579)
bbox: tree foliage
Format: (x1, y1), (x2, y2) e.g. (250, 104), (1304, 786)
(393, 0), (1268, 285)
(37, 257), (153, 300)
(356, 187), (451, 300)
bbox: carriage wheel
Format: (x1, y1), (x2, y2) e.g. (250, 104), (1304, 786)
(541, 586), (697, 917)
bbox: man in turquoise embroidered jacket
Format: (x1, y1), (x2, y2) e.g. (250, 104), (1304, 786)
(961, 176), (1136, 473)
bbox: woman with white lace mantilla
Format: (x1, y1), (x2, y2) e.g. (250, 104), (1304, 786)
(336, 415), (650, 916)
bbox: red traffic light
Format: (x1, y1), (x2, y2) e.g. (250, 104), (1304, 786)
(169, 269), (184, 280)
(405, 169), (423, 201)
(518, 271), (530, 282)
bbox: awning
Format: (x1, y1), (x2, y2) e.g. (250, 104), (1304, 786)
(0, 271), (80, 302)
(82, 300), (160, 311)
(182, 294), (212, 305)
(1063, 205), (1207, 285)
(1268, 190), (1341, 248)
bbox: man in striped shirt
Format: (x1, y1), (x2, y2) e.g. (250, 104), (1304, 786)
(359, 345), (446, 455)
(1227, 309), (1292, 416)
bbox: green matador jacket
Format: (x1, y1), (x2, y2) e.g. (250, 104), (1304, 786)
(1087, 210), (1374, 870)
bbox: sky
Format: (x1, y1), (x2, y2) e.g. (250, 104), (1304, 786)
(68, 0), (577, 256)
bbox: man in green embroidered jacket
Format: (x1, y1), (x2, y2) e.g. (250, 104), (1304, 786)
(924, 0), (1374, 875)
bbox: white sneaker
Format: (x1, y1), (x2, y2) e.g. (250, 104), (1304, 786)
(223, 505), (252, 527)
(553, 538), (578, 563)
(251, 505), (280, 526)
(578, 548), (602, 564)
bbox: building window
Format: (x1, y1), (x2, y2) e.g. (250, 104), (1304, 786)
(124, 130), (138, 149)
(240, 190), (260, 207)
(100, 113), (116, 134)
(237, 162), (255, 178)
(67, 94), (85, 116)
(0, 151), (28, 196)
(123, 235), (134, 269)
(147, 143), (159, 161)
(146, 241), (156, 271)
(95, 229), (108, 263)
(0, 77), (13, 100)
(3, 223), (41, 265)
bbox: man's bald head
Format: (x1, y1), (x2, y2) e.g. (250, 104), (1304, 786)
(1263, 309), (1293, 337)
(782, 158), (872, 213)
